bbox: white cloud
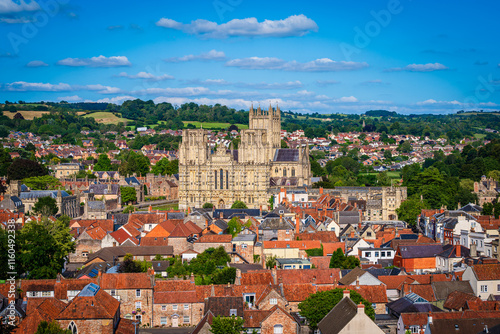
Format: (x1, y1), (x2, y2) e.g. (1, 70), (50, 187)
(156, 14), (318, 38)
(26, 60), (48, 67)
(118, 72), (174, 81)
(226, 57), (368, 72)
(335, 96), (358, 103)
(57, 55), (131, 67)
(57, 95), (82, 102)
(133, 86), (212, 96)
(417, 99), (461, 105)
(0, 0), (40, 14)
(0, 16), (34, 23)
(387, 63), (448, 72)
(164, 50), (226, 62)
(3, 81), (72, 91)
(94, 96), (137, 104)
(1, 81), (121, 94)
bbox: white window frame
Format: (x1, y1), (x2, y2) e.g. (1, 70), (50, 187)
(184, 304), (189, 310)
(160, 317), (167, 325)
(172, 304), (178, 310)
(135, 301), (141, 309)
(481, 285), (488, 293)
(270, 298), (278, 305)
(136, 289), (141, 297)
(183, 315), (190, 323)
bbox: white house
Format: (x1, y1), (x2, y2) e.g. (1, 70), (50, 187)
(462, 263), (500, 300)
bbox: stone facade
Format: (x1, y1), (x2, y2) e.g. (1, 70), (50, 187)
(152, 302), (204, 327)
(179, 105), (311, 210)
(53, 163), (82, 179)
(145, 173), (178, 200)
(260, 306), (298, 334)
(57, 319), (115, 334)
(474, 175), (500, 205)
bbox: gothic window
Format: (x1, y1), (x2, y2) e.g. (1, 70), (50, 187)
(68, 322), (77, 334)
(292, 168), (295, 177)
(220, 169), (223, 190)
(283, 168), (287, 177)
(275, 168), (278, 174)
(214, 170), (217, 189)
(226, 170), (229, 189)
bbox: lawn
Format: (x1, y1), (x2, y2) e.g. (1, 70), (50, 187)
(182, 121), (248, 130)
(84, 112), (130, 124)
(4, 110), (50, 120)
(138, 203), (179, 211)
(474, 133), (487, 139)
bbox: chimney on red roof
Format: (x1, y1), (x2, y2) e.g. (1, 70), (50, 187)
(190, 272), (195, 283)
(148, 205), (152, 213)
(350, 230), (355, 238)
(456, 244), (461, 257)
(188, 207), (191, 215)
(319, 187), (323, 195)
(292, 193), (295, 202)
(358, 209), (362, 225)
(256, 224), (259, 243)
(259, 205), (262, 216)
(357, 303), (365, 313)
(343, 289), (350, 299)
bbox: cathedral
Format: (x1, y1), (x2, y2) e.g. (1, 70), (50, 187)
(179, 104), (311, 210)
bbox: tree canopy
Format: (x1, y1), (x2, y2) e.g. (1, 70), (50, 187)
(33, 196), (58, 216)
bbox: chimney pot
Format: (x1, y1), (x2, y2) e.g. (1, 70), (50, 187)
(343, 290), (350, 299)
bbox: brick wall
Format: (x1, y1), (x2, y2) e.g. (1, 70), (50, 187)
(70, 239), (102, 263)
(260, 308), (297, 334)
(277, 229), (295, 241)
(168, 237), (190, 254)
(58, 319), (115, 334)
(104, 288), (153, 326)
(152, 302), (204, 327)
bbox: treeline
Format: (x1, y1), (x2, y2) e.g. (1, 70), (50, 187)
(105, 99), (249, 125)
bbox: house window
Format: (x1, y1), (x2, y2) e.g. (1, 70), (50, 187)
(230, 309), (237, 316)
(41, 291), (53, 297)
(365, 252), (371, 257)
(82, 252), (88, 257)
(136, 289), (141, 297)
(183, 316), (190, 323)
(387, 252), (391, 257)
(410, 326), (420, 333)
(160, 317), (167, 325)
(68, 321), (77, 334)
(135, 302), (141, 309)
(244, 294), (256, 307)
(381, 251), (386, 257)
(270, 298), (277, 305)
(375, 252), (379, 257)
(173, 304), (178, 310)
(161, 305), (166, 311)
(184, 304), (189, 310)
(241, 244), (247, 249)
(497, 284), (500, 292)
(481, 285), (488, 293)
(274, 325), (283, 334)
(367, 232), (372, 237)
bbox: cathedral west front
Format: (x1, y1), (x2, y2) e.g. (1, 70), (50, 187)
(178, 104), (311, 210)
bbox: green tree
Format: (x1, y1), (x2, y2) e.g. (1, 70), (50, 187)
(211, 267), (236, 285)
(488, 170), (500, 182)
(7, 158), (47, 180)
(121, 186), (137, 205)
(122, 205), (136, 213)
(22, 175), (61, 190)
(17, 218), (75, 279)
(383, 150), (392, 160)
(299, 289), (375, 329)
(231, 200), (248, 209)
(227, 217), (243, 237)
(265, 255), (277, 269)
(210, 316), (244, 334)
(93, 153), (113, 171)
(151, 158), (178, 175)
(329, 248), (345, 268)
(118, 253), (143, 273)
(281, 139), (288, 148)
(33, 196), (58, 216)
(396, 197), (429, 227)
(397, 141), (412, 153)
(376, 171), (391, 186)
(482, 202), (494, 216)
(35, 320), (71, 334)
(202, 202), (214, 209)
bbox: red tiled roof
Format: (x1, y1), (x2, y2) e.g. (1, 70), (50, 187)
(85, 226), (107, 240)
(154, 280), (196, 292)
(296, 231), (338, 243)
(240, 271), (274, 285)
(197, 234), (232, 243)
(277, 269), (341, 285)
(309, 256), (332, 269)
(110, 228), (139, 245)
(154, 291), (198, 304)
(403, 284), (437, 302)
(144, 224), (170, 238)
(322, 242), (345, 256)
(473, 264), (500, 281)
(443, 290), (480, 311)
(169, 222), (195, 238)
(337, 285), (388, 303)
(466, 300), (500, 311)
(100, 273), (152, 289)
(15, 298), (67, 334)
(56, 288), (119, 320)
(263, 240), (321, 250)
(244, 309), (270, 328)
(185, 220), (202, 234)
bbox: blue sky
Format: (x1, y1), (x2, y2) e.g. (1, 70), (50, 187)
(0, 0), (499, 114)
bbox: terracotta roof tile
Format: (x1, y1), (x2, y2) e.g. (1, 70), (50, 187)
(100, 273), (152, 289)
(240, 271), (274, 285)
(56, 288), (119, 320)
(85, 226), (107, 240)
(473, 264), (500, 281)
(277, 269), (341, 285)
(322, 242), (345, 256)
(443, 290), (480, 311)
(309, 256), (332, 269)
(296, 231), (338, 243)
(154, 291), (199, 304)
(197, 234), (232, 243)
(263, 240), (321, 250)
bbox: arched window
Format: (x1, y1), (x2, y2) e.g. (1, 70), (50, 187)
(283, 168), (287, 177)
(275, 168), (278, 174)
(220, 169), (224, 190)
(214, 170), (217, 189)
(291, 168), (295, 177)
(226, 170), (229, 189)
(274, 325), (283, 334)
(68, 321), (77, 334)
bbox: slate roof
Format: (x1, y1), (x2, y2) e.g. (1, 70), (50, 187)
(88, 184), (120, 195)
(460, 203), (482, 213)
(124, 176), (141, 186)
(87, 201), (105, 211)
(432, 281), (474, 301)
(428, 317), (500, 334)
(151, 261), (170, 272)
(213, 209), (260, 219)
(387, 293), (443, 315)
(398, 244), (445, 258)
(259, 217), (294, 230)
(437, 244), (470, 258)
(204, 296), (244, 317)
(273, 148), (299, 162)
(85, 245), (173, 263)
(19, 190), (70, 200)
(318, 296), (358, 334)
(167, 212), (184, 220)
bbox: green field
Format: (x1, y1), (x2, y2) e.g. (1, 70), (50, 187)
(182, 121), (248, 129)
(474, 133), (487, 139)
(139, 203), (179, 211)
(84, 112), (130, 124)
(361, 171), (401, 179)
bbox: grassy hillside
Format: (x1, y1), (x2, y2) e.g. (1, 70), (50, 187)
(83, 112), (130, 124)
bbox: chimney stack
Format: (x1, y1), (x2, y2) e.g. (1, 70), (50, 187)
(357, 303), (365, 313)
(471, 243), (477, 257)
(148, 205), (152, 213)
(220, 212), (223, 219)
(428, 312), (433, 324)
(456, 244), (461, 257)
(319, 187), (324, 195)
(295, 214), (301, 235)
(343, 290), (350, 299)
